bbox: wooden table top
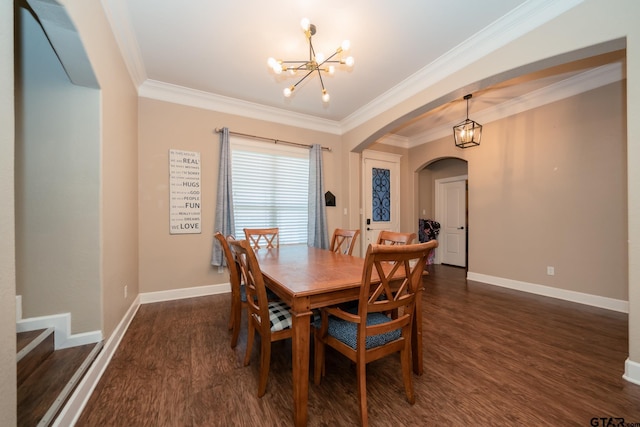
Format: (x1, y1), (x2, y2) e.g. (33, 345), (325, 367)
(255, 245), (365, 298)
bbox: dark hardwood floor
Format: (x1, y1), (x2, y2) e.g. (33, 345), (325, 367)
(76, 265), (640, 426)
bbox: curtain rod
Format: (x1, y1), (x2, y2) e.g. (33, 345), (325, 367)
(214, 128), (331, 152)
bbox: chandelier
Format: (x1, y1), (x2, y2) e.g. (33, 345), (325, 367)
(453, 94), (482, 148)
(267, 18), (354, 103)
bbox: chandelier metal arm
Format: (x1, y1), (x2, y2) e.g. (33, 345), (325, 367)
(316, 66), (326, 92)
(269, 19), (353, 103)
(290, 68), (316, 90)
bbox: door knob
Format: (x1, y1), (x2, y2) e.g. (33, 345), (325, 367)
(457, 226), (465, 230)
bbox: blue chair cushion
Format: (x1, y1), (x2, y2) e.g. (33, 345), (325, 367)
(239, 284), (247, 303)
(268, 301), (292, 332)
(318, 311), (401, 350)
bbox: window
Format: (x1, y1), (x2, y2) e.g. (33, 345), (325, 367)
(231, 137), (309, 245)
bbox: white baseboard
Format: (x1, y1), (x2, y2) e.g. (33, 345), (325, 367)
(16, 312), (102, 350)
(624, 358), (640, 385)
(52, 295), (141, 427)
(466, 272), (629, 313)
(139, 282), (230, 304)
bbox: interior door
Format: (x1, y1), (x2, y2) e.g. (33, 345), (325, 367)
(439, 179), (467, 267)
(362, 150), (401, 252)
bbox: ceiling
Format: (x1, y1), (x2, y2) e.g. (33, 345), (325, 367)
(102, 0), (624, 145)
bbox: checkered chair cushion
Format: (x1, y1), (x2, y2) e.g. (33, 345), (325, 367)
(267, 301), (292, 332)
(317, 311), (401, 350)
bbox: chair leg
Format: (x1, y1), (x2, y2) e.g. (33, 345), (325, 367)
(257, 336), (271, 397)
(230, 303), (241, 348)
(400, 341), (415, 404)
(244, 321), (255, 366)
(313, 332), (325, 385)
(228, 297), (236, 331)
(356, 359), (368, 427)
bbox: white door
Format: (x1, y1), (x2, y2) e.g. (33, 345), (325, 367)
(437, 178), (467, 267)
(362, 150), (401, 253)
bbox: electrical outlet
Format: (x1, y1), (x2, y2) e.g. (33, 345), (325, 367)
(124, 285), (128, 298)
(547, 266), (555, 276)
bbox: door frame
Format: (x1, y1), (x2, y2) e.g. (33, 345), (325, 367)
(361, 150), (402, 255)
(434, 174), (468, 265)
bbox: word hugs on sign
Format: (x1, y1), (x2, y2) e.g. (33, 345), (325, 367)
(169, 149), (202, 234)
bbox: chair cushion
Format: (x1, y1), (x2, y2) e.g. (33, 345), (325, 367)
(324, 312), (401, 350)
(268, 301), (292, 332)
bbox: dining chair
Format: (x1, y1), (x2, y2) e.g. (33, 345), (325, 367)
(313, 241), (437, 427)
(214, 232), (246, 348)
(228, 237), (293, 398)
(243, 227), (280, 250)
(330, 228), (361, 255)
(376, 230), (416, 246)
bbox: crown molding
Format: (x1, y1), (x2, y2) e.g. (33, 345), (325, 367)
(340, 0), (584, 134)
(101, 0), (147, 87)
(103, 0), (584, 137)
(139, 80), (343, 135)
(375, 134), (410, 149)
(401, 61), (623, 148)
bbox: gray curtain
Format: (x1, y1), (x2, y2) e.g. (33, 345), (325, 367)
(308, 144), (329, 249)
(211, 127), (235, 266)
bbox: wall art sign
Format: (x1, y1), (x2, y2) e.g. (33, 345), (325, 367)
(169, 149), (201, 234)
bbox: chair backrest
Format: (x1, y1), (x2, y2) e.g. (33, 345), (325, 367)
(228, 237), (270, 332)
(330, 228), (361, 255)
(357, 241), (438, 345)
(214, 232), (242, 295)
(376, 230), (416, 246)
(244, 227), (279, 250)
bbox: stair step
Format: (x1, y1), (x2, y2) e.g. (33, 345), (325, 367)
(16, 324), (104, 426)
(17, 328), (54, 387)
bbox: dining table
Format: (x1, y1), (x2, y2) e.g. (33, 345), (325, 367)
(254, 245), (425, 427)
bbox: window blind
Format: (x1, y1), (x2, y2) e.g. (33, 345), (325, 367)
(231, 137), (309, 245)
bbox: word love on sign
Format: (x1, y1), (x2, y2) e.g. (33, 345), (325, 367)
(169, 149), (201, 235)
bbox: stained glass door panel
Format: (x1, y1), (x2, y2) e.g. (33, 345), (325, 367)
(372, 167), (390, 222)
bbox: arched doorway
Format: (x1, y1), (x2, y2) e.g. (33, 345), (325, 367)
(418, 158), (468, 268)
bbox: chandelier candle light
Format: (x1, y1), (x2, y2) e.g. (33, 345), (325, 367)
(453, 94), (482, 148)
(267, 18), (354, 103)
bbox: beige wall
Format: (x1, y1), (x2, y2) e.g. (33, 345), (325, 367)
(63, 0), (140, 339)
(0, 0), (16, 423)
(15, 6), (101, 332)
(137, 98), (344, 293)
(4, 6), (639, 420)
(342, 0), (640, 363)
(410, 83), (626, 300)
(136, 1), (640, 367)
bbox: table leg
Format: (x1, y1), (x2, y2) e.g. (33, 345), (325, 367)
(291, 307), (312, 426)
(412, 287), (424, 375)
